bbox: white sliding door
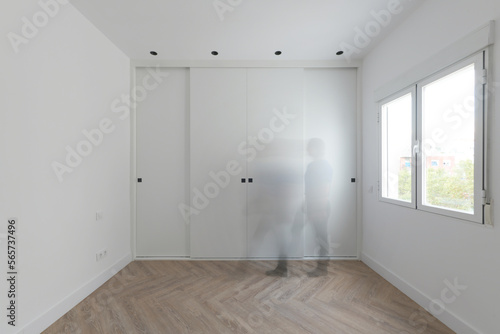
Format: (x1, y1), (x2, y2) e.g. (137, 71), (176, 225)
(190, 68), (248, 258)
(136, 68), (189, 257)
(246, 68), (305, 258)
(304, 68), (357, 257)
(136, 66), (358, 259)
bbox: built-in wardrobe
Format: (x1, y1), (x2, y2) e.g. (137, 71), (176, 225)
(135, 66), (357, 259)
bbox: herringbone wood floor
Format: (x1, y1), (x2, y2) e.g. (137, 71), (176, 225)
(44, 260), (454, 334)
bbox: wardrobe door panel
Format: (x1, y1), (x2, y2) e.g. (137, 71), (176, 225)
(246, 68), (305, 258)
(136, 68), (189, 257)
(304, 68), (358, 257)
(190, 68), (248, 258)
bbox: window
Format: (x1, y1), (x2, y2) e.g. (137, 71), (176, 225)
(379, 51), (487, 224)
(380, 89), (415, 207)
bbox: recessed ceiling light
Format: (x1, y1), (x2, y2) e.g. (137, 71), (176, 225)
(275, 51), (282, 56)
(336, 50), (344, 56)
(211, 51), (219, 56)
(150, 51), (158, 56)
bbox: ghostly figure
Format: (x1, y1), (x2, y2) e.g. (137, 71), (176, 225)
(247, 139), (303, 277)
(304, 138), (332, 276)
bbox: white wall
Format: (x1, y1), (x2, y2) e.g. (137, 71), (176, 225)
(0, 1), (131, 333)
(362, 1), (500, 333)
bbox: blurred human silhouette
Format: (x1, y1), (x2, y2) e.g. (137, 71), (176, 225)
(304, 138), (333, 276)
(246, 139), (303, 277)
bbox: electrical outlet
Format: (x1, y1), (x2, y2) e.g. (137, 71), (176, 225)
(95, 249), (108, 262)
(96, 211), (103, 221)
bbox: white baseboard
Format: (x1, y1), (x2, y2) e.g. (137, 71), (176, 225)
(135, 256), (359, 261)
(361, 253), (481, 334)
(21, 253), (132, 334)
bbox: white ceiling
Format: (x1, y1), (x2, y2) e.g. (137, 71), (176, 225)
(69, 0), (424, 61)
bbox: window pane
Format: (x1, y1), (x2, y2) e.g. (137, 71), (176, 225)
(381, 93), (413, 202)
(421, 64), (475, 214)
